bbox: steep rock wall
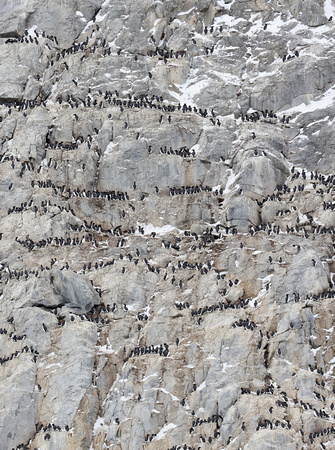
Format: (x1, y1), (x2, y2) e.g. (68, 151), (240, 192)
(0, 1), (335, 449)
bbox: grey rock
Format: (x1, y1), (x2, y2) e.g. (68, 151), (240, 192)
(225, 195), (260, 231)
(38, 322), (97, 428)
(51, 267), (101, 313)
(0, 1), (334, 449)
(0, 364), (38, 450)
(246, 430), (300, 450)
(273, 249), (329, 301)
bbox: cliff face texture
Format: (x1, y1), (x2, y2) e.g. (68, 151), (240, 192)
(1, 1), (335, 449)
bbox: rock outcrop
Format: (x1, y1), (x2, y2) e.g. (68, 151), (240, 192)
(1, 0), (335, 449)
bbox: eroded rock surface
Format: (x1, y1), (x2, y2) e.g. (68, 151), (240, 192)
(1, 0), (335, 449)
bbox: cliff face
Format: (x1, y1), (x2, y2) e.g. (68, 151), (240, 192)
(0, 1), (335, 449)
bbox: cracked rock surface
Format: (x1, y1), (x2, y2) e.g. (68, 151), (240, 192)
(1, 0), (335, 449)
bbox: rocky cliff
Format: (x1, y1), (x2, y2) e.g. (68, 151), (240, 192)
(1, 0), (335, 449)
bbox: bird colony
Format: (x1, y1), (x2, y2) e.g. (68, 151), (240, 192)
(1, 0), (335, 449)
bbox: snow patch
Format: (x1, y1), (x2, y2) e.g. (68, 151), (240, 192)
(283, 83), (335, 118)
(96, 0), (112, 22)
(198, 381), (207, 391)
(154, 423), (176, 440)
(76, 11), (87, 23)
(136, 223), (179, 236)
(93, 416), (107, 433)
(177, 7), (195, 16)
(157, 388), (179, 401)
(221, 362), (234, 373)
(141, 373), (158, 383)
(104, 141), (118, 154)
(173, 77), (209, 106)
(97, 344), (115, 354)
(217, 0), (236, 10)
(324, 0), (335, 18)
(222, 169), (238, 194)
(217, 14), (245, 27)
